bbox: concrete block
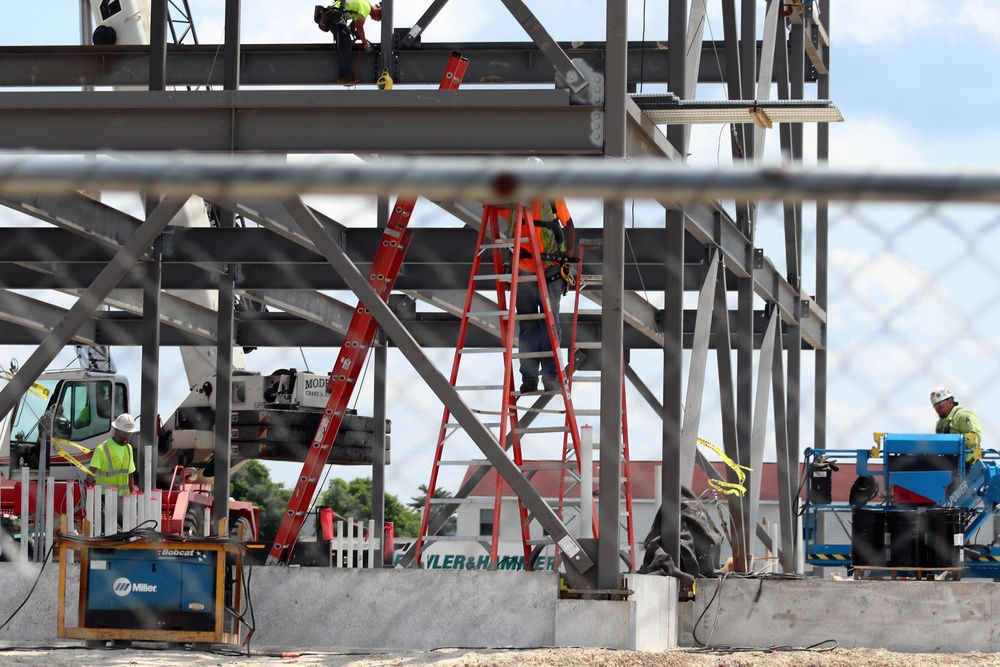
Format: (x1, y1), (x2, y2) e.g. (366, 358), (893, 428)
(629, 574), (676, 650)
(554, 598), (632, 648)
(688, 577), (1000, 653)
(249, 568), (559, 649)
(553, 574), (676, 650)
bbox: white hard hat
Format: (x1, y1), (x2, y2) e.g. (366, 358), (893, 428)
(112, 412), (140, 433)
(930, 387), (953, 406)
(525, 156), (544, 167)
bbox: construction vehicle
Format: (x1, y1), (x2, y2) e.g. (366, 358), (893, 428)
(803, 432), (1000, 579)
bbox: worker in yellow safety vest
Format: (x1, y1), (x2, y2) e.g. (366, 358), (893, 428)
(931, 386), (983, 464)
(330, 1), (382, 85)
(501, 157), (576, 395)
(89, 412), (140, 496)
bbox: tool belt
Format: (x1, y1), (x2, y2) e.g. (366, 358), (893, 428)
(314, 4), (346, 32)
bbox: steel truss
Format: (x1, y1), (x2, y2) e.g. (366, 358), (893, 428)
(0, 0), (833, 585)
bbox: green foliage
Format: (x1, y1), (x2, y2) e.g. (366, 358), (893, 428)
(409, 483), (457, 536)
(230, 461), (291, 544)
(317, 477), (421, 538)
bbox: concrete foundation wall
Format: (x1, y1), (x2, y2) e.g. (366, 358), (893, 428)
(684, 577), (1000, 653)
(0, 563), (675, 651)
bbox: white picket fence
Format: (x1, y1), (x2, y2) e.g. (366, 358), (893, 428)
(84, 485), (163, 536)
(331, 517), (382, 568)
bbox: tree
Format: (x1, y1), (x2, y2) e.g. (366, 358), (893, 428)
(230, 461), (291, 544)
(409, 484), (457, 536)
(316, 477), (421, 537)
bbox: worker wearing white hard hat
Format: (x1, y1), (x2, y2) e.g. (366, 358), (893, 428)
(931, 387), (983, 463)
(89, 412), (139, 498)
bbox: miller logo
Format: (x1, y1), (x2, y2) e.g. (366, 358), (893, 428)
(113, 577), (132, 597)
(112, 576), (158, 597)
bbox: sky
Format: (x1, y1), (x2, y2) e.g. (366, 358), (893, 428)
(2, 1), (1000, 507)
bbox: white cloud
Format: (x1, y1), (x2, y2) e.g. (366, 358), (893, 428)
(828, 118), (924, 169)
(832, 0), (1000, 46)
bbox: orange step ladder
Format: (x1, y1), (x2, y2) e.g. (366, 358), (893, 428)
(414, 203), (586, 570)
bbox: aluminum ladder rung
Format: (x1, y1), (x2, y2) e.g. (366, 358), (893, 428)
(445, 422), (501, 429)
(573, 342), (602, 349)
(468, 310), (510, 318)
(514, 425), (570, 434)
(423, 535), (491, 542)
(455, 384), (505, 390)
(574, 409), (602, 416)
(434, 459), (491, 466)
(473, 273), (513, 281)
(519, 462), (575, 472)
(512, 351), (554, 358)
(458, 348), (504, 355)
(513, 313), (546, 321)
(427, 497), (494, 504)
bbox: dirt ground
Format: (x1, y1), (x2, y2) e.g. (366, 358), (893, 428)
(2, 644), (999, 667)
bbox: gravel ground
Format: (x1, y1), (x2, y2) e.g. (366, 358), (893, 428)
(2, 644), (999, 667)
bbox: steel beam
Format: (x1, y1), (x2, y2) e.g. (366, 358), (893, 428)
(0, 42), (804, 89)
(0, 196), (186, 421)
(0, 90), (600, 154)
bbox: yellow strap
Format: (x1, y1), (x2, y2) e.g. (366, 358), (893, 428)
(51, 437), (95, 477)
(0, 370), (50, 400)
(697, 437), (751, 497)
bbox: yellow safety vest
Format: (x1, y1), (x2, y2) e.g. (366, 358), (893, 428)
(91, 438), (134, 496)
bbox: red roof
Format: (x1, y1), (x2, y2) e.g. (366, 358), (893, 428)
(462, 459), (875, 502)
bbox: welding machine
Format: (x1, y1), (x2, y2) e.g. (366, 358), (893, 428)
(57, 533), (245, 646)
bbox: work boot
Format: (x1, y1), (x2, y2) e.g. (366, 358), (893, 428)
(541, 376), (560, 392)
(337, 77), (360, 86)
(519, 379), (538, 394)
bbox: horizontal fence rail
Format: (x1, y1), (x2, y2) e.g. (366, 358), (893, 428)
(1, 155), (1000, 203)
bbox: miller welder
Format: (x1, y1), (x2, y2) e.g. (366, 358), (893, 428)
(57, 532), (246, 646)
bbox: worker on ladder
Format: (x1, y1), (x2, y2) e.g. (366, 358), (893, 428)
(502, 157), (575, 394)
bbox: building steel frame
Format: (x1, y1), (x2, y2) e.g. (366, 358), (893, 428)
(0, 0), (832, 587)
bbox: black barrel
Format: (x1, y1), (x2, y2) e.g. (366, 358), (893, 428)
(922, 508), (963, 568)
(887, 510), (922, 568)
(851, 507), (887, 567)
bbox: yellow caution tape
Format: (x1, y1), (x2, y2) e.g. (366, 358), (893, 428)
(51, 437), (94, 477)
(697, 437), (751, 497)
(0, 370), (50, 400)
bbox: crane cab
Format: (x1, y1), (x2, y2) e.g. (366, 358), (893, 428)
(1, 370), (130, 481)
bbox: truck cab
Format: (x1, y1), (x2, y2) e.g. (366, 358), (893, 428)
(1, 370), (130, 481)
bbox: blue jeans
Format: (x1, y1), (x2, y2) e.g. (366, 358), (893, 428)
(516, 266), (564, 382)
(336, 24), (355, 79)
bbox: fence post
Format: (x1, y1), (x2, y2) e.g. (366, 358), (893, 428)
(19, 466), (29, 562)
(45, 477), (55, 561)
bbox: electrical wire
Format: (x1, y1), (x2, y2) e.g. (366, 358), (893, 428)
(0, 540), (55, 632)
(689, 571), (838, 655)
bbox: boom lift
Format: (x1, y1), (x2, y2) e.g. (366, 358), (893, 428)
(803, 432), (1000, 579)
